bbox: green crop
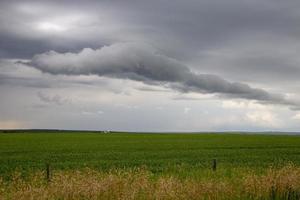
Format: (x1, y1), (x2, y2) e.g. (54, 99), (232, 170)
(1, 131), (300, 177)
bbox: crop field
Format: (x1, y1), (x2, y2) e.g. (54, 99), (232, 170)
(1, 131), (300, 199)
(1, 131), (300, 175)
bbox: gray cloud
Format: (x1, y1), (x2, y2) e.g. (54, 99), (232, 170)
(171, 95), (204, 101)
(27, 43), (299, 109)
(188, 35), (300, 87)
(136, 86), (171, 93)
(2, 0), (300, 60)
(2, 0), (300, 131)
(37, 91), (71, 105)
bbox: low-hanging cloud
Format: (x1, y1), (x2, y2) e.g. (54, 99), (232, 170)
(27, 42), (299, 109)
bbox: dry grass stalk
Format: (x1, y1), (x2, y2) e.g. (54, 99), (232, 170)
(1, 165), (300, 200)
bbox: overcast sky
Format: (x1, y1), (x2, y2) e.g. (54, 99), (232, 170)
(1, 0), (300, 131)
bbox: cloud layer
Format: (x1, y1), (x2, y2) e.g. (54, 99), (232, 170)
(28, 43), (298, 109)
(1, 0), (300, 131)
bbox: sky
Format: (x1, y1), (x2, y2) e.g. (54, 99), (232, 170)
(1, 0), (300, 131)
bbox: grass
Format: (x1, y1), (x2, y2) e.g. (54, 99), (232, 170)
(1, 131), (300, 177)
(2, 165), (300, 200)
(2, 130), (300, 199)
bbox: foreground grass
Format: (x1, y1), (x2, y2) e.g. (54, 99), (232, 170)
(1, 164), (300, 200)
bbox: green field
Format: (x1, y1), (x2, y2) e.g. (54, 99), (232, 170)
(1, 131), (300, 177)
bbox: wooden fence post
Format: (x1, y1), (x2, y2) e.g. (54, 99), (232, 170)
(212, 159), (217, 171)
(46, 163), (51, 182)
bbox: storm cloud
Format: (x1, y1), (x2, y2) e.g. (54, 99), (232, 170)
(2, 0), (300, 131)
(27, 43), (298, 109)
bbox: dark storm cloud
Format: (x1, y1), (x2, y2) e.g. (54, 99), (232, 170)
(2, 0), (300, 61)
(2, 0), (300, 131)
(27, 43), (299, 109)
(0, 59), (112, 88)
(0, 32), (105, 59)
(1, 0), (300, 87)
(0, 0), (112, 58)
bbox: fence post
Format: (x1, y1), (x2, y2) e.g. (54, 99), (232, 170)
(46, 163), (51, 182)
(212, 159), (217, 171)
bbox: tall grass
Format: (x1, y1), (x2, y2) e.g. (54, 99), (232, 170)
(1, 164), (300, 200)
